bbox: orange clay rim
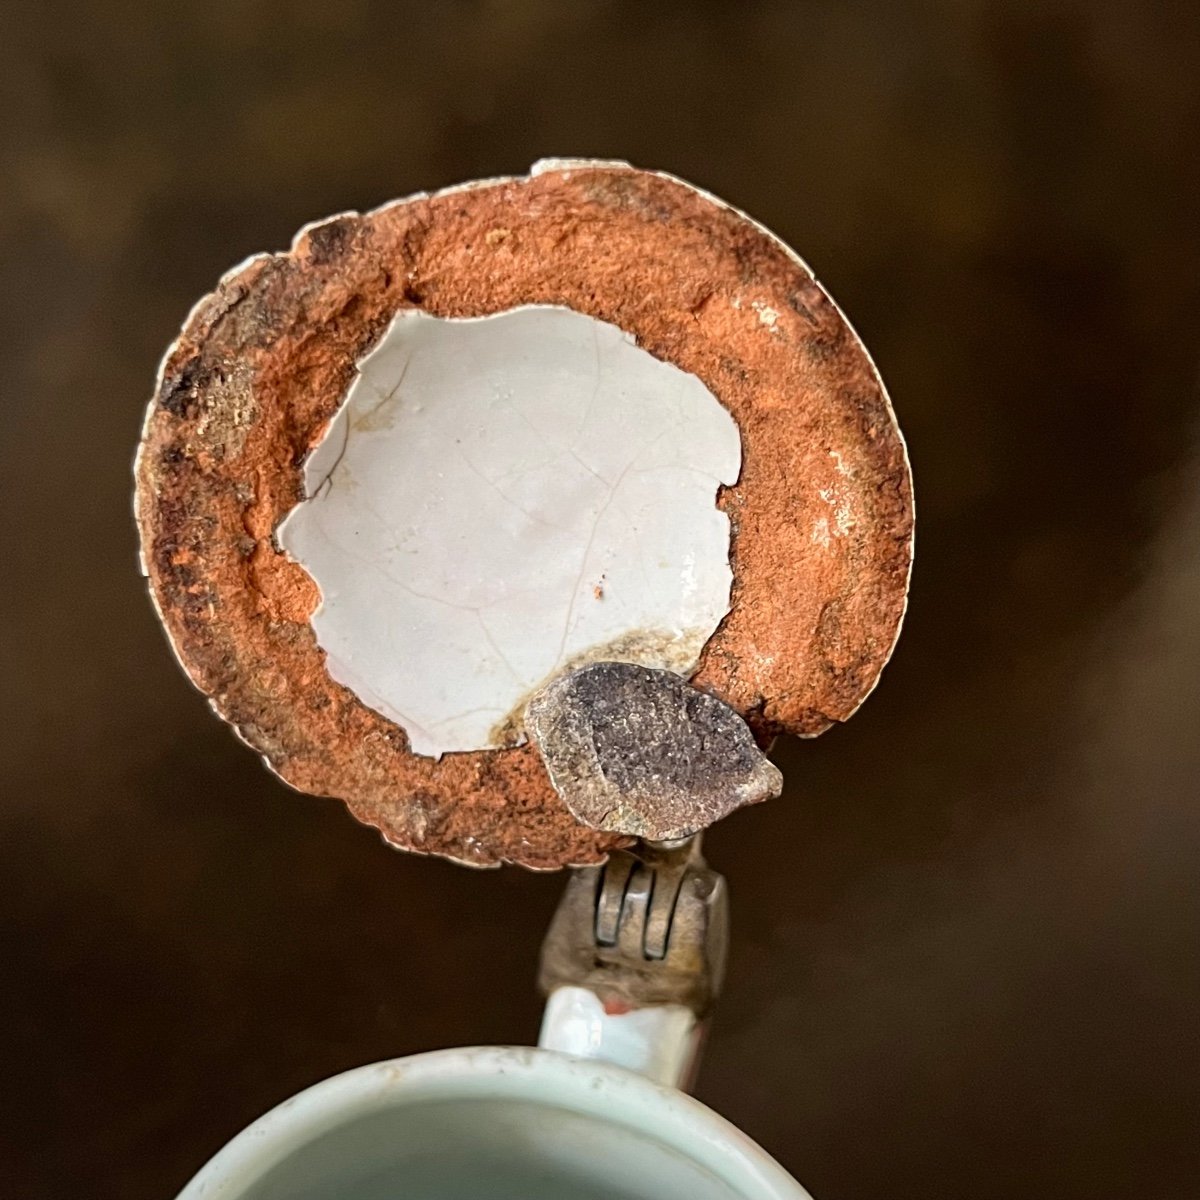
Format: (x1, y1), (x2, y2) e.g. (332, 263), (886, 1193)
(135, 160), (913, 870)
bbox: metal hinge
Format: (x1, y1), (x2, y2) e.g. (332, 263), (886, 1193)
(538, 836), (729, 1016)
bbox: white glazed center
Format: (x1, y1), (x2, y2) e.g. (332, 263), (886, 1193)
(278, 305), (741, 758)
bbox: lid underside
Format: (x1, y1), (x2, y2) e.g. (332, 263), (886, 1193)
(135, 161), (913, 869)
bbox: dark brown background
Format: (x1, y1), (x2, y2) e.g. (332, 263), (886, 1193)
(3, 2), (1199, 1197)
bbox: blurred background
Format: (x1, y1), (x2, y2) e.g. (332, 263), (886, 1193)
(3, 1), (1199, 1197)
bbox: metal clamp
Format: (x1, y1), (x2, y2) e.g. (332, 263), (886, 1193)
(538, 836), (729, 1017)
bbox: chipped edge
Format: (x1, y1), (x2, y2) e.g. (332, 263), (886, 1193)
(132, 158), (913, 864)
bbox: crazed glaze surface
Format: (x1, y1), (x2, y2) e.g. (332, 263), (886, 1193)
(278, 305), (741, 758)
(135, 161), (913, 869)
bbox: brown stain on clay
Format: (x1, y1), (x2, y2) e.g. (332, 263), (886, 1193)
(135, 164), (913, 870)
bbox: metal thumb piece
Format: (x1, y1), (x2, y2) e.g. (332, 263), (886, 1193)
(526, 661), (783, 841)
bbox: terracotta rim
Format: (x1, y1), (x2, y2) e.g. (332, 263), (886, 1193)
(135, 161), (913, 869)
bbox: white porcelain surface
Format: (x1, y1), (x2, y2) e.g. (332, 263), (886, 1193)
(539, 984), (700, 1087)
(278, 305), (741, 758)
(175, 1047), (810, 1200)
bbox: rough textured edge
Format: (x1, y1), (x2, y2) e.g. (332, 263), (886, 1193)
(526, 662), (785, 840)
(134, 160), (914, 870)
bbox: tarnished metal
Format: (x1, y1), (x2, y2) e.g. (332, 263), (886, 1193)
(538, 836), (728, 1015)
(526, 661), (783, 840)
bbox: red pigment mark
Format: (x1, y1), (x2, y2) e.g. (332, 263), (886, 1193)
(603, 997), (635, 1016)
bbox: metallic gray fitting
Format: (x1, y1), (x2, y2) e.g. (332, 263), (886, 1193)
(526, 661), (784, 840)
